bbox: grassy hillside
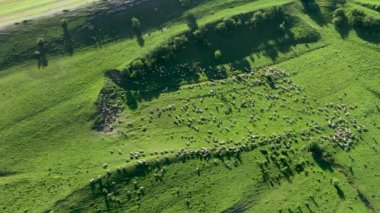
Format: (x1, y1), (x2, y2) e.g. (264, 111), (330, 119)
(0, 0), (379, 212)
(0, 0), (99, 28)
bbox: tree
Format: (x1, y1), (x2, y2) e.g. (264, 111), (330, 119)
(186, 13), (198, 31)
(131, 17), (141, 30)
(251, 11), (265, 26)
(216, 21), (227, 32)
(36, 37), (48, 68)
(223, 17), (237, 29)
(131, 17), (144, 46)
(214, 50), (222, 60)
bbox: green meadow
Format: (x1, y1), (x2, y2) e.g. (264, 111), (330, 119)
(0, 0), (379, 212)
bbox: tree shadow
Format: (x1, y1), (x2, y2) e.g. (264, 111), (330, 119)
(76, 0), (207, 47)
(230, 59), (251, 73)
(204, 65), (228, 80)
(335, 185), (345, 199)
(135, 31), (145, 46)
(126, 91), (138, 110)
(62, 20), (74, 55)
(354, 30), (380, 44)
(309, 143), (334, 172)
(347, 9), (380, 44)
(300, 0), (327, 26)
(335, 19), (350, 39)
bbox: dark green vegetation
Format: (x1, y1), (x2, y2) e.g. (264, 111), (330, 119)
(0, 0), (379, 212)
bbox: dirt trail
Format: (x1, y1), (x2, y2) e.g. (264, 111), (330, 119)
(0, 0), (99, 31)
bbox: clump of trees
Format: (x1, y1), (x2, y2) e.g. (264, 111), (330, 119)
(121, 7), (287, 83)
(215, 7), (285, 33)
(124, 33), (189, 81)
(100, 6), (293, 113)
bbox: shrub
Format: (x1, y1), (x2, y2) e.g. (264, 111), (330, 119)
(192, 29), (205, 41)
(308, 141), (324, 156)
(216, 21), (227, 32)
(131, 17), (141, 29)
(214, 50), (222, 60)
(334, 8), (345, 18)
(171, 35), (188, 49)
(127, 59), (147, 79)
(332, 8), (347, 28)
(223, 17), (237, 29)
(333, 16), (344, 27)
(37, 37), (45, 46)
(36, 37), (48, 68)
(332, 178), (340, 186)
(251, 11), (265, 25)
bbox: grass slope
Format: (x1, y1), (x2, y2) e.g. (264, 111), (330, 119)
(0, 0), (98, 28)
(0, 0), (379, 212)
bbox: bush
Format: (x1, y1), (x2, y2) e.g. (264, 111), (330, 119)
(214, 50), (222, 60)
(192, 29), (205, 41)
(334, 8), (345, 17)
(332, 178), (340, 186)
(171, 35), (188, 49)
(131, 17), (141, 29)
(223, 17), (237, 29)
(36, 37), (48, 68)
(216, 17), (238, 33)
(251, 11), (265, 25)
(332, 8), (347, 28)
(37, 37), (45, 47)
(216, 21), (227, 32)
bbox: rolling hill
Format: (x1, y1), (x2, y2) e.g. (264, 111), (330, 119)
(0, 0), (379, 212)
